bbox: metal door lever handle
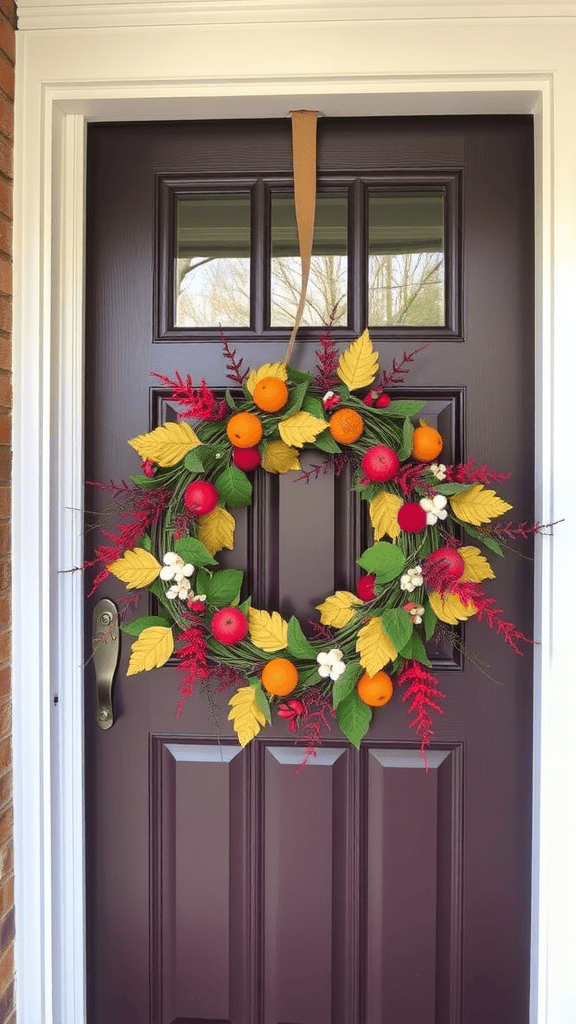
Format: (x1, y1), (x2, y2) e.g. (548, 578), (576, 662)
(92, 598), (120, 730)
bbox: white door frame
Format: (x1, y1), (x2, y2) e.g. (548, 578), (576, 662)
(12, 5), (576, 1022)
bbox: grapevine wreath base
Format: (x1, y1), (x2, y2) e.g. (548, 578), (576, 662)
(85, 330), (540, 763)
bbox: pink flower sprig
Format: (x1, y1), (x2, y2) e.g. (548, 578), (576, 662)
(220, 331), (249, 385)
(293, 453), (348, 485)
(451, 580), (535, 656)
(295, 688), (335, 773)
(314, 329), (340, 390)
(480, 519), (562, 540)
(175, 618), (211, 717)
(151, 371), (227, 422)
(398, 659), (445, 765)
(378, 344), (428, 387)
(444, 459), (511, 485)
(394, 461), (429, 496)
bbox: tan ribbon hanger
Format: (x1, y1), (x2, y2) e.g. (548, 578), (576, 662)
(283, 110), (319, 365)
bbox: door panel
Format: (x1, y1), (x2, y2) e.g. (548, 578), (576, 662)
(85, 116), (534, 1024)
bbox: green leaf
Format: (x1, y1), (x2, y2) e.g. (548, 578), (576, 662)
(184, 449), (205, 474)
(173, 536), (217, 566)
(461, 521), (504, 557)
(357, 542), (406, 581)
(283, 380), (310, 416)
(287, 616), (317, 660)
(399, 630), (432, 667)
(336, 691), (372, 749)
(129, 473), (158, 489)
(299, 665), (321, 688)
(215, 465), (252, 508)
(195, 567), (211, 597)
(193, 443), (226, 468)
(238, 597), (252, 615)
(286, 365), (313, 386)
(434, 481), (471, 495)
(138, 534), (152, 552)
(381, 607), (413, 651)
(332, 661), (362, 710)
(313, 430), (342, 454)
(301, 395), (325, 419)
(148, 578), (174, 616)
(379, 400), (425, 418)
(397, 417), (414, 461)
(206, 569), (243, 608)
(423, 602), (437, 641)
(225, 388), (237, 409)
(250, 680), (272, 724)
(121, 615), (170, 636)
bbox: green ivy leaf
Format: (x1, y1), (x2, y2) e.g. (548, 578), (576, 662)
(184, 449), (205, 474)
(461, 521), (504, 557)
(332, 661), (362, 710)
(379, 400), (426, 418)
(433, 481), (471, 495)
(423, 602), (437, 641)
(225, 388), (237, 409)
(250, 679), (272, 724)
(397, 417), (414, 461)
(301, 395), (325, 419)
(286, 366), (313, 386)
(381, 607), (413, 651)
(121, 615), (170, 636)
(287, 616), (317, 660)
(357, 542), (406, 581)
(336, 691), (372, 749)
(313, 430), (342, 454)
(173, 536), (217, 566)
(283, 380), (310, 416)
(215, 465), (252, 508)
(129, 473), (158, 489)
(399, 630), (432, 667)
(205, 569), (243, 608)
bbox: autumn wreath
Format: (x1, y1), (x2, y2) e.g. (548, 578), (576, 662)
(85, 330), (538, 759)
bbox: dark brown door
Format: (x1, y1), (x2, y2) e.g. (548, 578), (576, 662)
(84, 116), (534, 1024)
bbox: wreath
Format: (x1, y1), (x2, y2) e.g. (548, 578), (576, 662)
(86, 329), (538, 761)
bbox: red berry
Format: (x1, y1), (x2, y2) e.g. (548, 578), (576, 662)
(375, 393), (391, 408)
(233, 446), (261, 471)
(361, 445), (400, 483)
(397, 502), (427, 533)
(357, 574), (377, 601)
(363, 390), (378, 407)
(142, 459), (156, 478)
(183, 480), (219, 517)
(211, 607), (248, 645)
(187, 598), (206, 614)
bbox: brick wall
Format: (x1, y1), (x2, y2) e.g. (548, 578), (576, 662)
(0, 0), (14, 1019)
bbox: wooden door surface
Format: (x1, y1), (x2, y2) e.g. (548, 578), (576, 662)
(84, 116), (534, 1024)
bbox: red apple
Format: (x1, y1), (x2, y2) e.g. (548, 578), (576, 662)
(211, 607), (248, 645)
(361, 445), (400, 482)
(183, 480), (218, 516)
(233, 446), (261, 471)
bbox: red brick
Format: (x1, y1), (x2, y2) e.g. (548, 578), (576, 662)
(0, 415), (8, 445)
(0, 839), (12, 880)
(0, 525), (8, 559)
(0, 19), (14, 64)
(0, 449), (9, 484)
(0, 295), (10, 333)
(0, 98), (12, 144)
(0, 741), (8, 777)
(0, 3), (16, 29)
(0, 632), (9, 666)
(0, 258), (10, 296)
(0, 562), (9, 593)
(0, 669), (8, 701)
(0, 58), (12, 103)
(0, 491), (8, 521)
(0, 375), (9, 408)
(0, 180), (11, 220)
(0, 594), (9, 625)
(0, 771), (10, 809)
(0, 701), (9, 739)
(0, 339), (9, 373)
(0, 978), (13, 1020)
(0, 136), (10, 181)
(0, 878), (10, 926)
(0, 219), (10, 259)
(0, 942), (12, 992)
(0, 806), (11, 847)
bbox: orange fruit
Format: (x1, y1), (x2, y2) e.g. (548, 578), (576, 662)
(253, 376), (289, 412)
(226, 411), (263, 448)
(329, 407), (364, 444)
(261, 658), (299, 696)
(357, 670), (394, 707)
(412, 424), (443, 462)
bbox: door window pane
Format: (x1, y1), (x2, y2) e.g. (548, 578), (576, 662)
(175, 193), (251, 327)
(270, 192), (348, 327)
(368, 191), (445, 327)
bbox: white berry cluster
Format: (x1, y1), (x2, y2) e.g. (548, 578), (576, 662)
(400, 566), (424, 593)
(160, 551), (194, 600)
(419, 493), (448, 525)
(317, 648), (346, 681)
(406, 604), (425, 624)
(429, 463), (447, 481)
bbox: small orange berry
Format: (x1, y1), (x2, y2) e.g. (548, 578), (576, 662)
(261, 658), (299, 696)
(357, 670), (394, 707)
(226, 411), (263, 448)
(253, 376), (289, 413)
(412, 424), (443, 462)
(329, 407), (364, 444)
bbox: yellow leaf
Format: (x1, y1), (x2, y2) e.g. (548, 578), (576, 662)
(197, 506), (236, 557)
(261, 439), (301, 474)
(336, 329), (379, 391)
(247, 362), (288, 395)
(369, 491), (403, 541)
(356, 616), (397, 676)
(429, 590), (478, 625)
(107, 547), (161, 589)
(128, 421), (201, 468)
(459, 545), (495, 583)
(278, 410), (328, 449)
(248, 608), (289, 653)
(450, 484), (513, 526)
(228, 686), (267, 746)
(316, 590), (363, 628)
(126, 626), (174, 675)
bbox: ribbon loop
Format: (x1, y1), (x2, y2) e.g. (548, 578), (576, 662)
(283, 110), (318, 364)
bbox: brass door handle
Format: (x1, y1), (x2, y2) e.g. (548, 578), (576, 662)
(92, 598), (120, 730)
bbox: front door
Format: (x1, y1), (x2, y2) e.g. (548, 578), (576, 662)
(84, 116), (534, 1024)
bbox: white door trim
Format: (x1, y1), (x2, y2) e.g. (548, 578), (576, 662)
(12, 12), (575, 1022)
